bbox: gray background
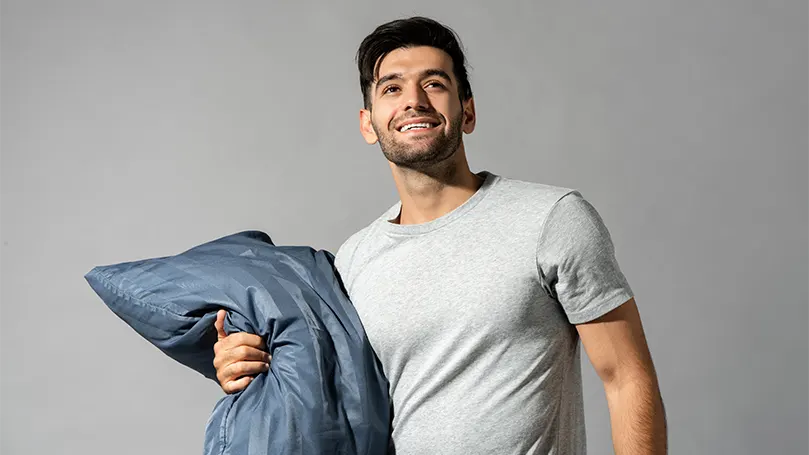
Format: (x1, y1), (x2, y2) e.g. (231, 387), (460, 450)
(1, 1), (807, 454)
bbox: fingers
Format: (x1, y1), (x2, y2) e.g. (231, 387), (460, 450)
(218, 360), (270, 384)
(222, 375), (255, 394)
(218, 359), (271, 395)
(213, 345), (271, 370)
(214, 332), (266, 352)
(215, 310), (227, 341)
(210, 317), (271, 394)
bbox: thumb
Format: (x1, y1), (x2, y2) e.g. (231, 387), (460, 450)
(215, 309), (227, 341)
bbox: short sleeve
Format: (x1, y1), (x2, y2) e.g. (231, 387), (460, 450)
(536, 191), (634, 324)
(334, 240), (354, 285)
(333, 228), (368, 293)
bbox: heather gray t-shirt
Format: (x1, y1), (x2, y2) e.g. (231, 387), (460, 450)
(334, 171), (634, 455)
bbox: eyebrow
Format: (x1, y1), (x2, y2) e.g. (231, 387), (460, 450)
(375, 69), (454, 91)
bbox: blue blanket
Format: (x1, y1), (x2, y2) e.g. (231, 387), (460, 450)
(85, 231), (391, 454)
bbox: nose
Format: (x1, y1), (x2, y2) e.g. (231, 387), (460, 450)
(401, 82), (432, 112)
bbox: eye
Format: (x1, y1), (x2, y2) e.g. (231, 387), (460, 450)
(382, 85), (400, 95)
(425, 81), (445, 89)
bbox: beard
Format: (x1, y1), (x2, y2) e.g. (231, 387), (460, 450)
(372, 110), (464, 170)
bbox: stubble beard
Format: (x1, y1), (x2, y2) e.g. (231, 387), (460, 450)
(373, 111), (464, 171)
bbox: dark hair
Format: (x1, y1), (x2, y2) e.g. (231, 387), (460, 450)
(355, 16), (473, 110)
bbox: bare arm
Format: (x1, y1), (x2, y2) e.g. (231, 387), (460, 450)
(577, 298), (667, 454)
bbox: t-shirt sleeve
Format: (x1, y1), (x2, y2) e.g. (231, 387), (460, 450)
(334, 241), (352, 281)
(536, 191), (634, 324)
(333, 229), (367, 293)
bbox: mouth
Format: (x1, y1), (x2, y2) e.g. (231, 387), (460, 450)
(397, 121), (440, 134)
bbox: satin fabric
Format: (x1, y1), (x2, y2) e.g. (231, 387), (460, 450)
(85, 231), (391, 455)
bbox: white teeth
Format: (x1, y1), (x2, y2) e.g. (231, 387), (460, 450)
(400, 122), (434, 132)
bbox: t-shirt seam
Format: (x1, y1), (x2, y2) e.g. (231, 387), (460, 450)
(562, 195), (632, 324)
(534, 189), (581, 294)
(337, 226), (377, 293)
(566, 291), (633, 324)
(380, 174), (501, 237)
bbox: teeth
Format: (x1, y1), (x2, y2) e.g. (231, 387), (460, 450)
(400, 122), (434, 132)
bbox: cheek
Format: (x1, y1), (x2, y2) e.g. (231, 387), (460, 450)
(375, 111), (396, 131)
(436, 101), (458, 123)
(369, 113), (390, 135)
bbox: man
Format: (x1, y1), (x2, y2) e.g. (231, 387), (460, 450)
(212, 16), (667, 454)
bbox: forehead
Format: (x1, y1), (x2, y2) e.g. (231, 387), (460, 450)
(375, 46), (455, 81)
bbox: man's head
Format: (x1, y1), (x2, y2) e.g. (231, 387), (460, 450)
(356, 17), (476, 171)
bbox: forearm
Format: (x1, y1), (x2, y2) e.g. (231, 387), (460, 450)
(604, 374), (667, 454)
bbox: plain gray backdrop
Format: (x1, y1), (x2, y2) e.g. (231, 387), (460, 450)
(1, 1), (807, 454)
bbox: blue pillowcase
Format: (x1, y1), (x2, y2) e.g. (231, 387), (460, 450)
(85, 231), (391, 455)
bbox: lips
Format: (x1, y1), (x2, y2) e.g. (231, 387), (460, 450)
(396, 117), (440, 133)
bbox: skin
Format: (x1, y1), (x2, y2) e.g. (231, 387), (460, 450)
(213, 45), (667, 454)
(358, 45), (482, 225)
(213, 310), (270, 393)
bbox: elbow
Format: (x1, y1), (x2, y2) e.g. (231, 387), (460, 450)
(601, 362), (659, 392)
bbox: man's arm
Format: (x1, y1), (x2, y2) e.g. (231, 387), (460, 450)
(576, 297), (667, 454)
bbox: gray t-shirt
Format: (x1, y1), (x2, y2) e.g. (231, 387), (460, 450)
(334, 171), (633, 455)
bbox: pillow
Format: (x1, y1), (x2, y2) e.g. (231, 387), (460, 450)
(85, 230), (391, 455)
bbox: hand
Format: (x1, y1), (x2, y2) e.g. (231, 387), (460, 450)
(213, 309), (271, 394)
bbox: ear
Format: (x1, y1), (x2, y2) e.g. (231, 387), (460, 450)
(359, 108), (378, 144)
(461, 97), (476, 134)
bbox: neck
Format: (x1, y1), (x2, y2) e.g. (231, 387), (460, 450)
(388, 144), (483, 225)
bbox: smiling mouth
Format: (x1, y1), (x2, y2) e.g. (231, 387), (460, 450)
(397, 122), (440, 133)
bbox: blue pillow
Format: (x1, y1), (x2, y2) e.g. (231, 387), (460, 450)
(85, 231), (391, 455)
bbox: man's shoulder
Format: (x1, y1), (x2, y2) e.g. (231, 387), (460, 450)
(493, 173), (577, 200)
(486, 173), (580, 217)
(333, 206), (394, 279)
(335, 222), (375, 265)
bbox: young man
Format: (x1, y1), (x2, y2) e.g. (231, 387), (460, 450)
(212, 16), (667, 454)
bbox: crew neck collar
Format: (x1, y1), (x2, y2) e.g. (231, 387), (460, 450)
(378, 171), (499, 236)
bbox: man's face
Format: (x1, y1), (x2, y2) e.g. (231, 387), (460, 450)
(359, 46), (475, 170)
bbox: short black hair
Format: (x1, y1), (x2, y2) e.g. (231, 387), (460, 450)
(355, 16), (473, 110)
